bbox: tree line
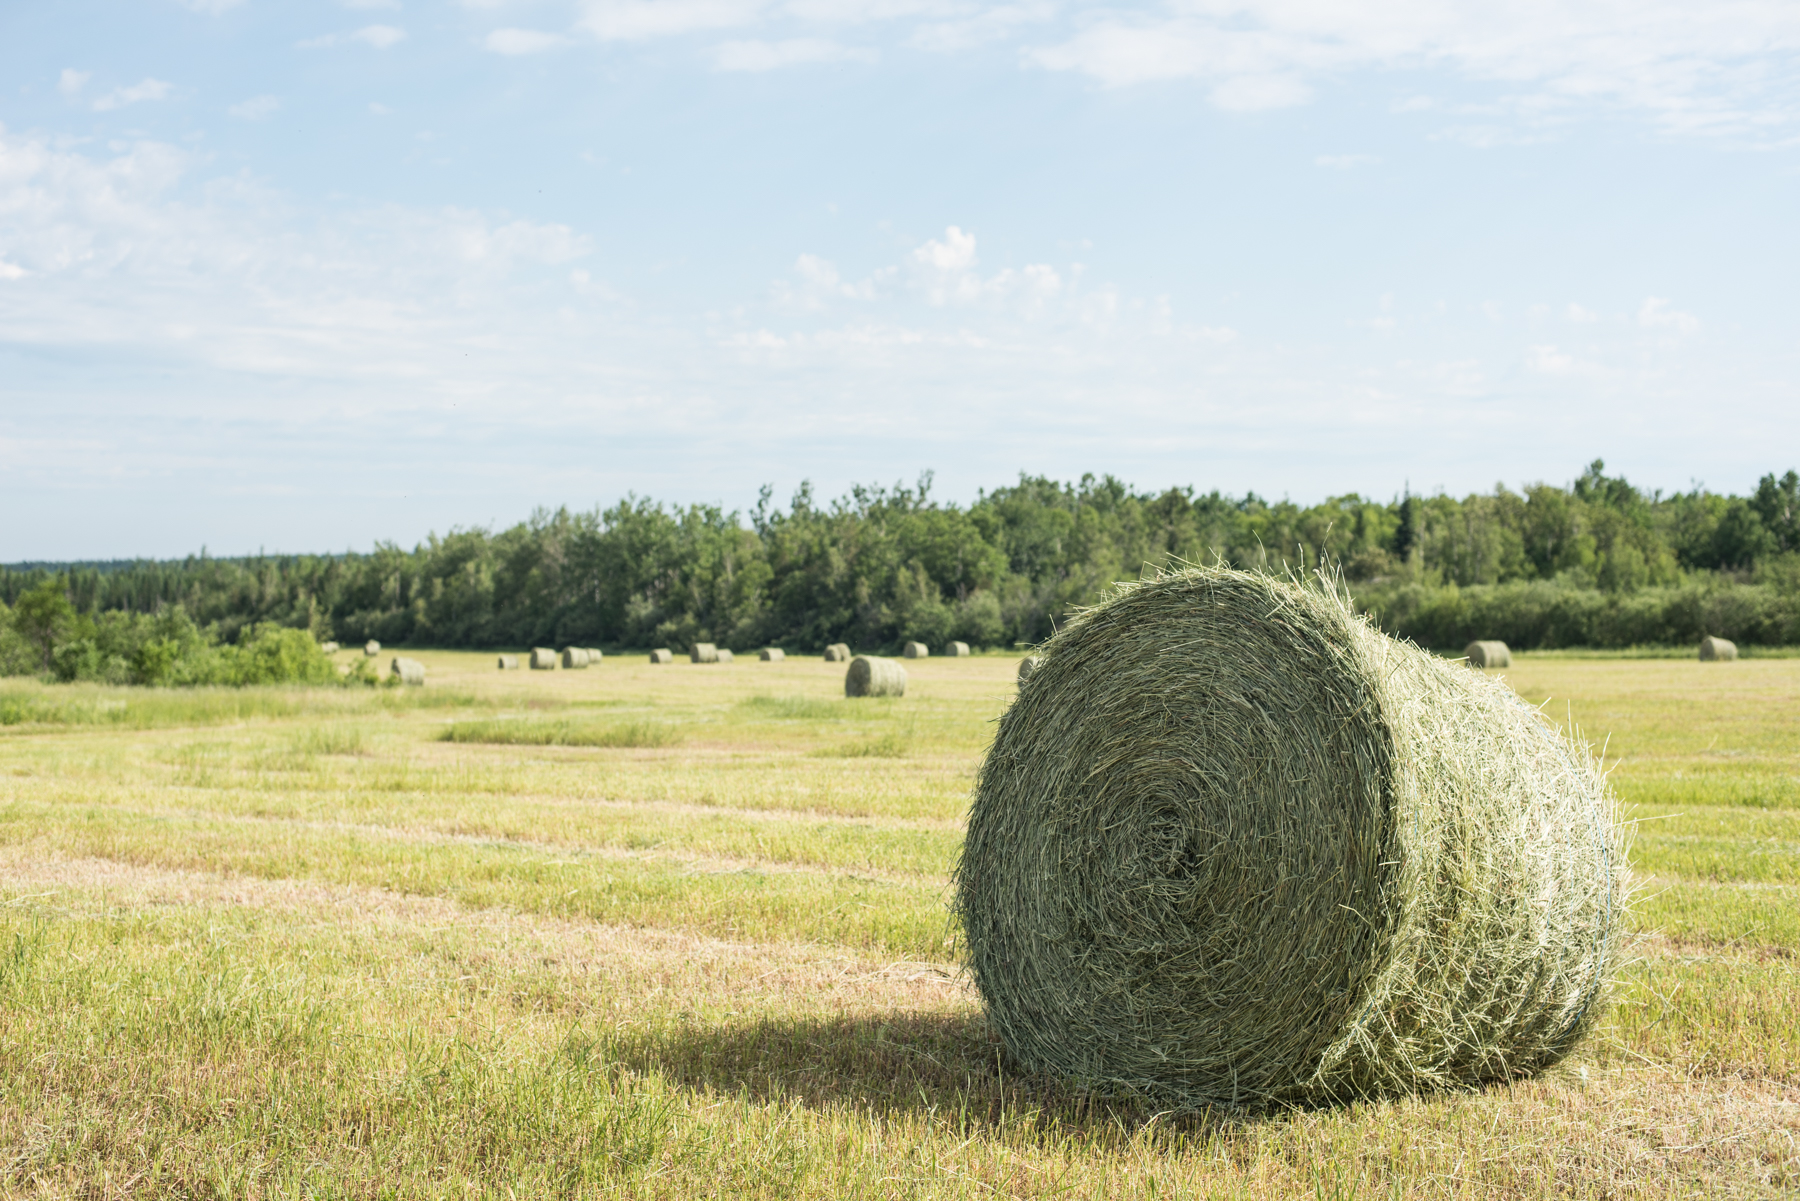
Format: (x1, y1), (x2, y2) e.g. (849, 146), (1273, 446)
(3, 461), (1797, 680)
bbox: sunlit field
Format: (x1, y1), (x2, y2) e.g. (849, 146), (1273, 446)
(1, 650), (1796, 1197)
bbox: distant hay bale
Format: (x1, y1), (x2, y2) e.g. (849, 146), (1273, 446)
(947, 641), (971, 657)
(584, 648), (604, 664)
(956, 567), (1625, 1110)
(1465, 640), (1512, 669)
(561, 648), (589, 669)
(320, 642), (339, 654)
(364, 640), (380, 657)
(690, 643), (720, 664)
(824, 643), (851, 662)
(759, 648), (786, 662)
(717, 649), (734, 663)
(649, 648), (673, 664)
(496, 654), (519, 670)
(530, 647), (557, 670)
(1699, 636), (1738, 661)
(389, 657), (425, 687)
(845, 655), (906, 698)
(902, 641), (929, 659)
(1017, 655), (1039, 683)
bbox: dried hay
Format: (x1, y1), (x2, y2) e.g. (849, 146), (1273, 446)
(902, 641), (929, 659)
(560, 648), (589, 669)
(529, 647), (557, 671)
(320, 642), (339, 654)
(496, 654), (519, 670)
(1017, 655), (1039, 683)
(759, 648), (786, 662)
(824, 643), (851, 662)
(1699, 636), (1738, 661)
(585, 647), (604, 663)
(956, 566), (1626, 1110)
(690, 644), (720, 664)
(1465, 640), (1512, 668)
(363, 640), (380, 657)
(947, 641), (971, 657)
(649, 649), (673, 664)
(717, 649), (735, 663)
(845, 655), (906, 698)
(389, 657), (425, 686)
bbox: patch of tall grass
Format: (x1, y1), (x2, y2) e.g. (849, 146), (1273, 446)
(439, 717), (683, 749)
(0, 682), (488, 731)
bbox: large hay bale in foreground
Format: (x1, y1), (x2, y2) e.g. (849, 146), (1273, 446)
(649, 648), (673, 664)
(845, 655), (906, 698)
(956, 568), (1625, 1109)
(561, 648), (589, 669)
(947, 641), (971, 657)
(759, 648), (785, 662)
(496, 654), (519, 670)
(1465, 640), (1512, 668)
(390, 657), (425, 686)
(824, 643), (851, 662)
(902, 641), (929, 659)
(1017, 655), (1039, 683)
(691, 643), (720, 664)
(1699, 636), (1737, 661)
(364, 640), (381, 657)
(529, 647), (557, 670)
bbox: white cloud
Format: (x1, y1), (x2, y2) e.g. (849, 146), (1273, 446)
(92, 79), (174, 113)
(342, 0), (402, 8)
(483, 28), (572, 54)
(913, 225), (976, 273)
(353, 24), (407, 47)
(58, 69), (90, 97)
(1638, 296), (1699, 333)
(228, 95), (281, 120)
(0, 262), (27, 280)
(1566, 302), (1599, 323)
(713, 37), (876, 69)
(175, 0), (245, 13)
(369, 102), (394, 115)
(1526, 344), (1581, 374)
(578, 0), (764, 41)
(1315, 154), (1380, 169)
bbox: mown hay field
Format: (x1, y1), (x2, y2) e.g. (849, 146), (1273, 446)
(0, 651), (1796, 1198)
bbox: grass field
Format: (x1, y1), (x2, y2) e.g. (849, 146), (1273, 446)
(1, 649), (1796, 1198)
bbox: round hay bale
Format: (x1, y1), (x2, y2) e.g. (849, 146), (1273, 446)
(496, 654), (519, 670)
(690, 643), (720, 664)
(585, 647), (604, 664)
(1017, 655), (1039, 684)
(1465, 640), (1512, 669)
(902, 641), (929, 659)
(363, 640), (380, 657)
(1699, 636), (1737, 661)
(320, 641), (339, 655)
(389, 657), (425, 686)
(845, 655), (906, 698)
(717, 649), (734, 663)
(649, 648), (673, 664)
(529, 647), (557, 670)
(947, 641), (971, 657)
(824, 643), (851, 662)
(759, 648), (786, 662)
(956, 567), (1625, 1109)
(561, 647), (588, 669)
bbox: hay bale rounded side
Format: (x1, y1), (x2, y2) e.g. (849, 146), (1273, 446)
(947, 641), (971, 657)
(902, 641), (929, 659)
(824, 643), (850, 662)
(690, 643), (719, 664)
(759, 648), (786, 662)
(585, 647), (604, 664)
(649, 648), (673, 664)
(320, 641), (339, 655)
(529, 647), (557, 670)
(1699, 636), (1738, 661)
(1017, 655), (1039, 684)
(845, 655), (906, 698)
(1464, 640), (1512, 669)
(390, 657), (425, 686)
(956, 567), (1625, 1109)
(717, 649), (734, 663)
(561, 648), (588, 669)
(496, 654), (519, 670)
(364, 640), (381, 657)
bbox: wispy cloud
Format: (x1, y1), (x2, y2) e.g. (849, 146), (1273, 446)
(228, 95), (281, 120)
(483, 28), (572, 54)
(1638, 296), (1699, 334)
(1315, 154), (1380, 169)
(300, 25), (407, 49)
(92, 79), (173, 112)
(713, 38), (876, 70)
(58, 69), (90, 97)
(579, 0), (764, 41)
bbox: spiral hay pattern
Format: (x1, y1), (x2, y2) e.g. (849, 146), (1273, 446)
(955, 568), (1626, 1109)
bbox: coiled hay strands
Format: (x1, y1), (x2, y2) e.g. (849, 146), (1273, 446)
(956, 567), (1626, 1110)
(845, 655), (906, 698)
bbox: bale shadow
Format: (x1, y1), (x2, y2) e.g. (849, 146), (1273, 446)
(606, 1010), (1245, 1144)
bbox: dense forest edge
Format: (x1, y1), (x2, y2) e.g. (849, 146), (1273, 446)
(4, 460), (1798, 685)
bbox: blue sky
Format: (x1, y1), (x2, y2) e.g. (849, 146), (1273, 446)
(2, 0), (1797, 558)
